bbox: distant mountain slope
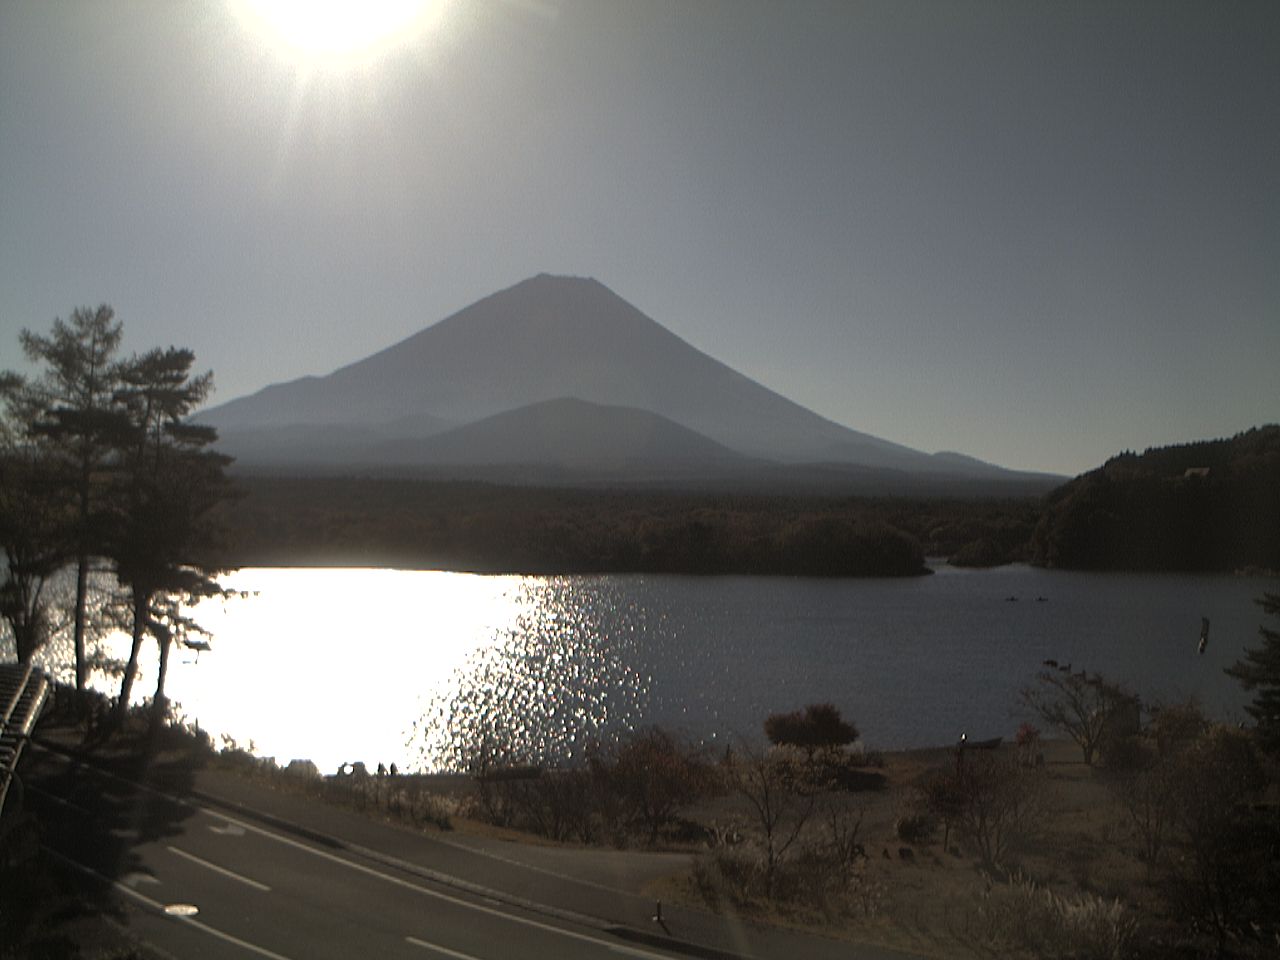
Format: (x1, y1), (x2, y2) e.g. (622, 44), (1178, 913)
(215, 412), (454, 466)
(201, 274), (1057, 486)
(1032, 425), (1280, 571)
(372, 397), (752, 472)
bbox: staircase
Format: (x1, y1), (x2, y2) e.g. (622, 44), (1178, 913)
(0, 661), (51, 819)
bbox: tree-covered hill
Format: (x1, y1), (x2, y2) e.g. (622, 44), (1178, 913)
(201, 477), (940, 577)
(1031, 426), (1280, 571)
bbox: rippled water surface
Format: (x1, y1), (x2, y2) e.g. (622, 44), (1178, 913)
(63, 565), (1278, 773)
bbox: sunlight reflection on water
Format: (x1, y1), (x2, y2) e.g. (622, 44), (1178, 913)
(408, 577), (651, 772)
(128, 569), (653, 774)
(10, 565), (1268, 776)
(167, 568), (538, 773)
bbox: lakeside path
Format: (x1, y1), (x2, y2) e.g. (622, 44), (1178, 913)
(24, 736), (923, 960)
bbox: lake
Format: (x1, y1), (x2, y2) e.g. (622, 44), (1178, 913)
(38, 565), (1279, 774)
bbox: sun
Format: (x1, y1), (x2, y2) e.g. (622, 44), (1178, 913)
(229, 0), (445, 68)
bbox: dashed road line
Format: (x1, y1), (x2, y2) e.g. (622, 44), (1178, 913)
(405, 934), (487, 959)
(31, 743), (681, 960)
(198, 805), (675, 959)
(167, 844), (272, 892)
(46, 848), (297, 960)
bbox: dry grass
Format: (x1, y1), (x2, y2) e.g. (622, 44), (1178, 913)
(654, 739), (1171, 959)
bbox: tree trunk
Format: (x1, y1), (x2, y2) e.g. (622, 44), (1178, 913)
(10, 578), (39, 664)
(117, 589), (147, 718)
(154, 633), (171, 715)
(73, 554), (88, 691)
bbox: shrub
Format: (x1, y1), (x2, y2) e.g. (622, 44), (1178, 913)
(1107, 761), (1175, 872)
(1015, 722), (1041, 767)
(606, 727), (711, 844)
(692, 833), (882, 921)
(462, 727), (710, 846)
(973, 872), (1137, 960)
(1161, 725), (1274, 952)
(691, 849), (759, 910)
(927, 751), (1044, 870)
(407, 789), (454, 831)
(765, 703), (858, 756)
(1098, 728), (1148, 773)
(848, 748), (885, 769)
(468, 769), (598, 842)
(1147, 699), (1209, 759)
(895, 813), (935, 845)
(725, 740), (818, 896)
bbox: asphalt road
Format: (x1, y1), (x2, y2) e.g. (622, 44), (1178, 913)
(25, 747), (691, 960)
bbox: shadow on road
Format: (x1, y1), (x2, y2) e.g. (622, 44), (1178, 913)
(3, 687), (208, 959)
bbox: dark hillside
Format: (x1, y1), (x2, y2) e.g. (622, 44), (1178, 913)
(201, 477), (1047, 577)
(1031, 425), (1280, 571)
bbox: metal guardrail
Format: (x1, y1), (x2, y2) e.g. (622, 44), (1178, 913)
(0, 661), (51, 819)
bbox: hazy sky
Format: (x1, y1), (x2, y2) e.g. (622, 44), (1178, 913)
(1, 1), (1276, 475)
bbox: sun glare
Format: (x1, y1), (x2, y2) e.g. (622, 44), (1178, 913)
(230, 0), (444, 67)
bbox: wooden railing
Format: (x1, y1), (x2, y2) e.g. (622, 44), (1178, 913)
(0, 661), (51, 819)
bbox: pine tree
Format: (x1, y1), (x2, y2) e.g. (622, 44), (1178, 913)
(109, 347), (235, 716)
(16, 307), (130, 689)
(0, 377), (69, 663)
(1225, 593), (1280, 755)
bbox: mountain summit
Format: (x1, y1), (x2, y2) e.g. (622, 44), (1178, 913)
(202, 274), (1051, 488)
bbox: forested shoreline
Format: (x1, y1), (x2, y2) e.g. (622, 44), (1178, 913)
(204, 425), (1278, 578)
(1031, 425), (1280, 573)
(202, 475), (1040, 576)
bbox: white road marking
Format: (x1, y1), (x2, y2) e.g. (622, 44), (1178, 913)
(31, 745), (679, 960)
(121, 871), (160, 889)
(429, 832), (658, 899)
(25, 783), (95, 817)
(187, 807), (676, 959)
(46, 848), (298, 960)
(209, 821), (247, 836)
(405, 934), (487, 959)
(167, 844), (272, 892)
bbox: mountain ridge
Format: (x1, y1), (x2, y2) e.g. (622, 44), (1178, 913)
(201, 274), (1059, 489)
(369, 396), (752, 471)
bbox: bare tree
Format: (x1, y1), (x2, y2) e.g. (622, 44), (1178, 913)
(921, 769), (966, 852)
(610, 727), (709, 845)
(925, 751), (1042, 870)
(1109, 751), (1177, 869)
(725, 739), (818, 897)
(818, 792), (867, 892)
(1019, 668), (1133, 765)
